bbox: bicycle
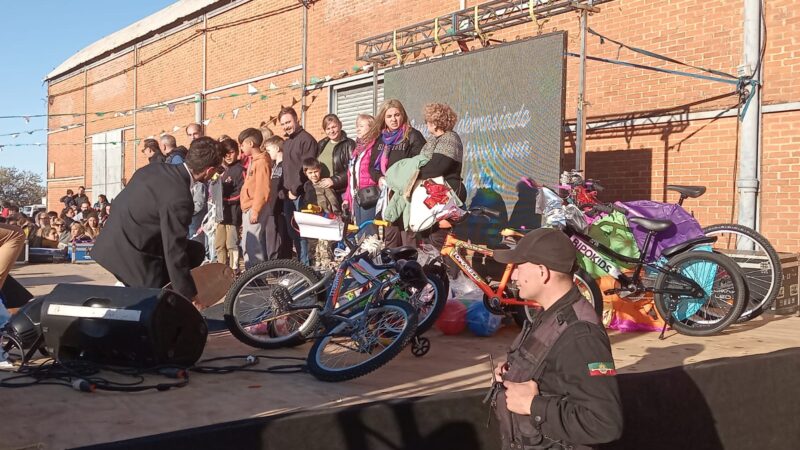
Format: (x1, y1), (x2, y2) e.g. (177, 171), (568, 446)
(540, 196), (748, 337)
(223, 220), (445, 381)
(424, 207), (605, 327)
(560, 170), (781, 322)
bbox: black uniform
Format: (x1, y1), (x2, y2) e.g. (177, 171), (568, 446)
(494, 287), (623, 449)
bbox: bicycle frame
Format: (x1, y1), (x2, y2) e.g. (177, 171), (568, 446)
(564, 226), (705, 298)
(440, 233), (533, 307)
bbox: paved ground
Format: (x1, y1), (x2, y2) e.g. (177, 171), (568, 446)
(2, 262), (799, 450)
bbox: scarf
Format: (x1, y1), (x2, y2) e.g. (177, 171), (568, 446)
(377, 124), (408, 174)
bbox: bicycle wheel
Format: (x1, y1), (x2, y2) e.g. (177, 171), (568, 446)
(223, 259), (324, 349)
(383, 274), (446, 336)
(703, 223), (782, 321)
(654, 251), (746, 336)
(306, 300), (418, 382)
(522, 269), (604, 323)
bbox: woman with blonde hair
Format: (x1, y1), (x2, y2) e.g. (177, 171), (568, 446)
(84, 214), (102, 239)
(367, 99), (426, 247)
(342, 114), (379, 232)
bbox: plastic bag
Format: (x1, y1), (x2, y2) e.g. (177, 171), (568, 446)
(449, 272), (483, 301)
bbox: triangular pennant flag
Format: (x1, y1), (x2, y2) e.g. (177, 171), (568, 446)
(167, 104), (176, 113)
(96, 112), (105, 117)
(247, 83), (258, 95)
(260, 94), (268, 101)
(229, 93), (240, 98)
(147, 135), (154, 139)
(309, 76), (321, 84)
(290, 80), (301, 88)
(272, 118), (278, 125)
(202, 119), (211, 126)
(245, 103), (252, 110)
(11, 133), (19, 139)
(269, 82), (278, 90)
(339, 70), (348, 77)
(232, 108), (240, 119)
(352, 65), (361, 72)
(302, 105), (310, 112)
(23, 116), (30, 123)
(413, 50), (422, 58)
(134, 138), (141, 144)
(173, 125), (181, 132)
(268, 116), (275, 123)
(192, 98), (202, 103)
(290, 97), (299, 106)
(324, 75), (333, 81)
(60, 126), (68, 131)
(115, 112), (124, 118)
(218, 113), (225, 119)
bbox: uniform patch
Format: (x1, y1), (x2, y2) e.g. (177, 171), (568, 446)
(588, 362), (616, 376)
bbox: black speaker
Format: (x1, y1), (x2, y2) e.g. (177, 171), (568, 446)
(40, 284), (207, 368)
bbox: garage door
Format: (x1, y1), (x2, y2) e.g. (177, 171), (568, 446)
(334, 82), (384, 138)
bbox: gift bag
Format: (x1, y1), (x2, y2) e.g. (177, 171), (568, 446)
(408, 176), (462, 233)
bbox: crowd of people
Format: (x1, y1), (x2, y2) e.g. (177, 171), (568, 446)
(0, 187), (110, 251)
(183, 100), (463, 272)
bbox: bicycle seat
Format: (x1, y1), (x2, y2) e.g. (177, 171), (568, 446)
(666, 185), (706, 199)
(628, 217), (673, 233)
(380, 246), (418, 262)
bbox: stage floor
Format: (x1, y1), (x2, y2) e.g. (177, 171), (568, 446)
(3, 262), (799, 450)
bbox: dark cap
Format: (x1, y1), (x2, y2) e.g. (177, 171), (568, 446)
(493, 228), (576, 273)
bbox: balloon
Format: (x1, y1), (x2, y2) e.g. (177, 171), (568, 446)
(466, 301), (503, 337)
(436, 300), (467, 335)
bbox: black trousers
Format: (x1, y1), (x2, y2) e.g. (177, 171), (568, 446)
(115, 240), (205, 290)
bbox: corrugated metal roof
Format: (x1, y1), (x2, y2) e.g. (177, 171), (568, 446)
(46, 0), (226, 82)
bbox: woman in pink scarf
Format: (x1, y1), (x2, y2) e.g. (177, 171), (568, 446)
(343, 114), (379, 234)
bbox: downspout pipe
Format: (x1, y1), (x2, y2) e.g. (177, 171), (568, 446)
(737, 0), (762, 233)
(301, 3), (308, 127)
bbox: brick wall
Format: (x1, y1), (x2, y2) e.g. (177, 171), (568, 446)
(46, 0), (800, 251)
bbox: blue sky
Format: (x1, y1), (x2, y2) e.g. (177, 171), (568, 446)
(0, 1), (175, 179)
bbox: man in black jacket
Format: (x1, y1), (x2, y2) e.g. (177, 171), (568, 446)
(92, 137), (224, 304)
(279, 106), (317, 265)
(491, 229), (623, 449)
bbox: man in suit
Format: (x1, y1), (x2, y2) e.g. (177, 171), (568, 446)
(92, 137), (224, 306)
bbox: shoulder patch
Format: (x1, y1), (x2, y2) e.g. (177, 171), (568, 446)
(588, 361), (617, 376)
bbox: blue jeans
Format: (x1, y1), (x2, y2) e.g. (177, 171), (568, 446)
(284, 198), (309, 265)
(354, 203), (377, 239)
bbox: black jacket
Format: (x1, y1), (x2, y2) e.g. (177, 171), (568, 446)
(265, 161), (286, 216)
(317, 131), (355, 194)
(149, 153), (166, 164)
(369, 127), (426, 183)
(495, 287), (623, 449)
(283, 127), (318, 197)
(92, 163), (198, 299)
(220, 161), (245, 226)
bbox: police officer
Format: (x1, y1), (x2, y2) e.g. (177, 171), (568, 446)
(491, 228), (623, 449)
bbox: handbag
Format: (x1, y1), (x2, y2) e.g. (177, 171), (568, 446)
(356, 186), (380, 208)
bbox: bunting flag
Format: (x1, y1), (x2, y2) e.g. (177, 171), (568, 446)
(260, 94), (268, 100)
(202, 119), (211, 126)
(172, 125), (181, 132)
(11, 134), (19, 139)
(167, 104), (176, 113)
(23, 116), (30, 123)
(232, 108), (240, 119)
(269, 82), (278, 90)
(247, 83), (259, 95)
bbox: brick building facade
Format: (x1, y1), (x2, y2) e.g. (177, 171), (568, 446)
(45, 0), (800, 251)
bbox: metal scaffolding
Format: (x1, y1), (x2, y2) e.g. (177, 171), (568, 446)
(355, 0), (610, 64)
(356, 0), (610, 171)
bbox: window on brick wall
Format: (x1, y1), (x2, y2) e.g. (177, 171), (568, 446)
(333, 81), (384, 138)
(90, 129), (124, 203)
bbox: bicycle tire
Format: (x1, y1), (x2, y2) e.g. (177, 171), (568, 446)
(703, 223), (782, 321)
(223, 259), (324, 349)
(654, 250), (746, 336)
(384, 274), (447, 336)
(521, 269), (604, 323)
(306, 300), (418, 382)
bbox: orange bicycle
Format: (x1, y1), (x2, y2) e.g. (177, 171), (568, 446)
(433, 207), (604, 325)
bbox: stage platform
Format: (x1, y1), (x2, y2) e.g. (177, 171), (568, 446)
(3, 262), (800, 450)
